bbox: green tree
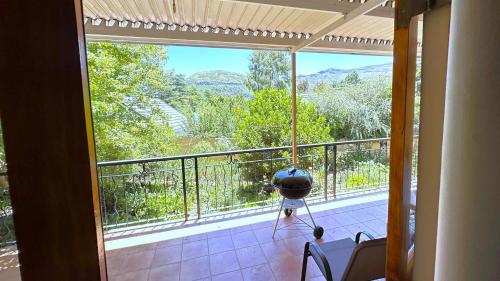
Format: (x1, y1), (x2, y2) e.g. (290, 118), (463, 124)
(234, 89), (331, 182)
(343, 71), (362, 85)
(184, 94), (244, 138)
(234, 89), (331, 149)
(297, 79), (310, 94)
(311, 76), (392, 140)
(87, 42), (178, 161)
(245, 51), (291, 93)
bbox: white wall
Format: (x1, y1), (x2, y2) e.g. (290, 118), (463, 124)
(412, 4), (450, 281)
(434, 0), (500, 280)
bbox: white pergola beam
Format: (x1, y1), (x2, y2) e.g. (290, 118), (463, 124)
(290, 0), (388, 53)
(84, 22), (393, 55)
(219, 0), (394, 18)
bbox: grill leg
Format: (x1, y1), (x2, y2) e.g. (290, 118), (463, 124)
(272, 198), (285, 239)
(303, 199), (317, 228)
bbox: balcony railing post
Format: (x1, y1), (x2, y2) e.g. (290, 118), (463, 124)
(323, 145), (328, 200)
(332, 145), (337, 199)
(181, 158), (188, 221)
(194, 157), (201, 220)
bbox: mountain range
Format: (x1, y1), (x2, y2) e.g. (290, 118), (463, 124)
(186, 63), (392, 96)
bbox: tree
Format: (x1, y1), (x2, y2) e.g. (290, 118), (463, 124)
(184, 94), (244, 138)
(86, 42), (178, 161)
(234, 89), (331, 181)
(343, 71), (362, 85)
(245, 51), (291, 93)
(311, 76), (392, 140)
(297, 79), (310, 94)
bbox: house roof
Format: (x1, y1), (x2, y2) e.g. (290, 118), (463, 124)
(83, 0), (421, 55)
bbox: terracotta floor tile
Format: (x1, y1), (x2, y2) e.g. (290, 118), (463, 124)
(109, 269), (149, 281)
(268, 255), (303, 281)
(152, 245), (182, 267)
(230, 225), (253, 235)
(107, 254), (126, 276)
(208, 236), (234, 254)
(344, 223), (371, 236)
(120, 250), (155, 273)
(157, 237), (183, 249)
(183, 233), (207, 243)
(235, 245), (267, 268)
(182, 240), (208, 261)
(283, 236), (310, 256)
(363, 219), (387, 236)
(260, 240), (294, 261)
(241, 264), (276, 281)
(328, 227), (353, 241)
(121, 243), (157, 255)
(211, 270), (244, 281)
(207, 228), (232, 239)
(250, 221), (275, 230)
(348, 209), (378, 222)
(209, 250), (240, 275)
(253, 227), (279, 244)
(149, 263), (181, 281)
(179, 256), (210, 281)
(232, 231), (259, 249)
(330, 213), (358, 226)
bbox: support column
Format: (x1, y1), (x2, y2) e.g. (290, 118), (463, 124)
(412, 4), (450, 281)
(435, 0), (500, 280)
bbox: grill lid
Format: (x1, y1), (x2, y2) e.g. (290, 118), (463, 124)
(271, 168), (313, 189)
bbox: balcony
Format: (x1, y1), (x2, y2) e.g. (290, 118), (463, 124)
(0, 138), (418, 280)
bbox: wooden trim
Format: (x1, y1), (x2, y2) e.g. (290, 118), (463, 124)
(0, 0), (106, 280)
(386, 0), (419, 279)
(291, 52), (298, 166)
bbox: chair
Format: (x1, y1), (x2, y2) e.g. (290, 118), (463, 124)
(301, 232), (386, 281)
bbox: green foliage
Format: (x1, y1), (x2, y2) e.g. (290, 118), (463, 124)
(183, 94), (245, 138)
(234, 89), (331, 181)
(339, 161), (389, 190)
(87, 42), (178, 161)
(234, 89), (331, 149)
(311, 76), (392, 140)
(245, 51), (291, 93)
(297, 79), (310, 94)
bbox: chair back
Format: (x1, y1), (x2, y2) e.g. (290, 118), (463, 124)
(341, 238), (387, 281)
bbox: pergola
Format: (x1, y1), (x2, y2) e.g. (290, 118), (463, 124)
(83, 0), (408, 54)
(83, 0), (421, 165)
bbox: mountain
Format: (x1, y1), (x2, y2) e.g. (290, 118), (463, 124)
(298, 63), (392, 89)
(187, 70), (250, 97)
(185, 63), (392, 96)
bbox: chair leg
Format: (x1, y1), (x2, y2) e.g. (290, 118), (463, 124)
(301, 242), (310, 281)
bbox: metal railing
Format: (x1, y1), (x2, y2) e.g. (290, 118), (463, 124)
(0, 137), (419, 243)
(98, 138), (419, 230)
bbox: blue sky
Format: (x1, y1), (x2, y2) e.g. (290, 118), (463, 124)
(165, 45), (393, 76)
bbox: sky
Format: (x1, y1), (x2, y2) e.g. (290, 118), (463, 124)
(165, 45), (393, 76)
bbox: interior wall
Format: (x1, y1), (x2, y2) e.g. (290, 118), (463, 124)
(434, 0), (500, 280)
(412, 4), (451, 281)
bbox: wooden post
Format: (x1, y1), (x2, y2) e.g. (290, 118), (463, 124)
(291, 52), (298, 167)
(386, 0), (419, 279)
(0, 0), (106, 280)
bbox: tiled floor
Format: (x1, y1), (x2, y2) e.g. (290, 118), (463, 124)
(106, 199), (388, 281)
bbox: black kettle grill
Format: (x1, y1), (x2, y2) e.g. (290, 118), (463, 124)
(271, 168), (324, 239)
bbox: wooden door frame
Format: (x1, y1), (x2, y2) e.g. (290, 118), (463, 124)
(387, 0), (451, 280)
(0, 0), (106, 280)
